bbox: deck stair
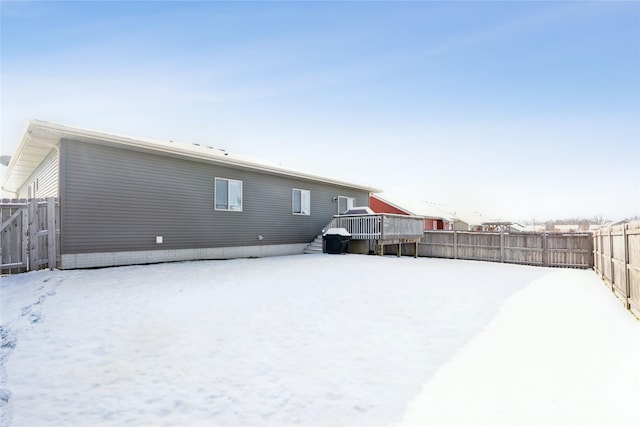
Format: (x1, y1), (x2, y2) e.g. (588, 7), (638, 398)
(304, 235), (324, 254)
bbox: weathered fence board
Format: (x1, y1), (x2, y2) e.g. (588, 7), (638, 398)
(593, 221), (640, 318)
(545, 233), (594, 268)
(419, 231), (592, 269)
(0, 201), (28, 272)
(0, 198), (59, 273)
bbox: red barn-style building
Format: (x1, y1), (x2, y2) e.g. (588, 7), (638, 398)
(370, 195), (448, 230)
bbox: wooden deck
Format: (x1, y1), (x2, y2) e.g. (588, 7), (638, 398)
(327, 213), (424, 256)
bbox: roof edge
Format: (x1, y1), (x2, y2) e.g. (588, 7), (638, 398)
(371, 194), (417, 216)
(5, 120), (381, 194)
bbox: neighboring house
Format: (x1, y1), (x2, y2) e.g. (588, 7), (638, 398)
(481, 222), (530, 233)
(554, 224), (580, 233)
(2, 120), (378, 269)
(369, 194), (450, 230)
(372, 194), (508, 233)
(370, 195), (412, 216)
(508, 223), (528, 233)
(449, 209), (499, 231)
(450, 218), (474, 231)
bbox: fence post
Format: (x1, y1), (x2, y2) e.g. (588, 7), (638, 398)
(596, 231), (602, 276)
(599, 231), (605, 279)
(453, 231), (458, 259)
(542, 233), (548, 267)
(593, 231), (599, 276)
(47, 197), (57, 270)
(500, 232), (505, 263)
(28, 199), (38, 270)
(623, 224), (630, 309)
(608, 226), (615, 292)
(21, 206), (28, 269)
(592, 232), (596, 273)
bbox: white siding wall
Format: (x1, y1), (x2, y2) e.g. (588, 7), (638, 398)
(17, 149), (58, 199)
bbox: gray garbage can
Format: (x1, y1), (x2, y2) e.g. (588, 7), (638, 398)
(323, 228), (351, 254)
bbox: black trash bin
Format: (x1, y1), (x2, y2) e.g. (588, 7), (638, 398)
(323, 228), (352, 254)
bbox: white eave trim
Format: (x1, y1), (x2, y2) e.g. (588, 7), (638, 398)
(2, 122), (59, 193)
(3, 120), (381, 194)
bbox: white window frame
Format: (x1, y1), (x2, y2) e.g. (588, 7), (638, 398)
(292, 188), (311, 215)
(214, 177), (243, 212)
(337, 196), (355, 214)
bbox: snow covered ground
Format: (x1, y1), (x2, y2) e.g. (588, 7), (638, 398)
(1, 254), (638, 427)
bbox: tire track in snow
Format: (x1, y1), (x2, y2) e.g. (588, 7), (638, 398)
(1, 276), (62, 427)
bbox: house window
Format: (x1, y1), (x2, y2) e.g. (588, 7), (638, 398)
(215, 178), (243, 211)
(337, 196), (355, 214)
(292, 189), (310, 215)
(27, 181), (36, 199)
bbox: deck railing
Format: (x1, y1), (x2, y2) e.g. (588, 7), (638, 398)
(329, 214), (424, 240)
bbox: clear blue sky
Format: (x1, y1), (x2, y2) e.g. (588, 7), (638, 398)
(2, 1), (638, 221)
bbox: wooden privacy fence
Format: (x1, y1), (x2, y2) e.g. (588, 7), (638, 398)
(592, 221), (640, 318)
(418, 231), (593, 268)
(0, 198), (60, 273)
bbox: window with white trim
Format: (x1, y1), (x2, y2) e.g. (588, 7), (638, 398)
(337, 196), (355, 214)
(215, 178), (243, 211)
(292, 189), (310, 215)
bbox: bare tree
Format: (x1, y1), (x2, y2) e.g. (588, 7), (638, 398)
(591, 215), (608, 225)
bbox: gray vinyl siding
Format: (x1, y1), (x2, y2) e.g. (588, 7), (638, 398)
(60, 138), (369, 254)
(17, 149), (58, 198)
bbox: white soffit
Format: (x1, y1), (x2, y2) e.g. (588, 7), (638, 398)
(2, 124), (58, 193)
(2, 120), (381, 194)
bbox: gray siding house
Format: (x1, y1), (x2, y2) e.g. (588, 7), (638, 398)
(2, 120), (377, 269)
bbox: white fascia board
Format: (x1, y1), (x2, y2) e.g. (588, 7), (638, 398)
(2, 122), (59, 192)
(5, 120), (380, 194)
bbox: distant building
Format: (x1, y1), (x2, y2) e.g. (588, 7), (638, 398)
(370, 194), (451, 230)
(554, 224), (580, 233)
(522, 224), (546, 233)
